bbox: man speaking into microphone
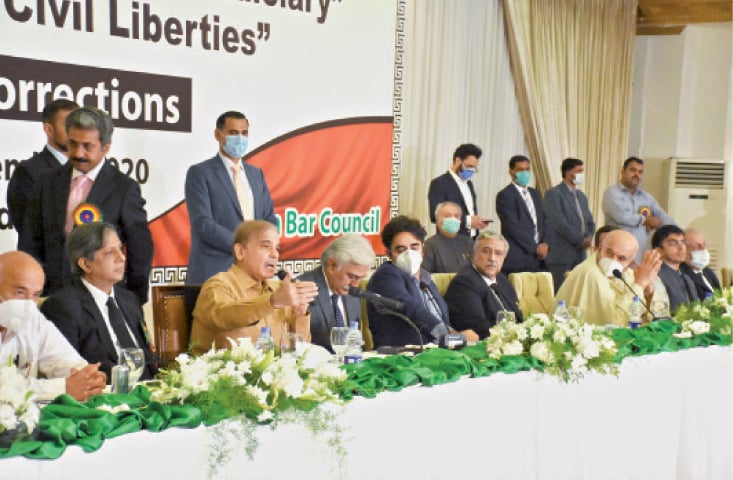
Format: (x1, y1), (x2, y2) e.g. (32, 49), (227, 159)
(556, 229), (665, 327)
(365, 216), (478, 348)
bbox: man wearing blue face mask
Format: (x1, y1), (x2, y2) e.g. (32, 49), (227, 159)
(428, 144), (492, 237)
(496, 155), (548, 275)
(543, 158), (596, 292)
(185, 111), (277, 286)
(422, 202), (474, 273)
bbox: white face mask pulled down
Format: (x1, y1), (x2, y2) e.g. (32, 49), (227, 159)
(395, 249), (422, 276)
(598, 257), (624, 279)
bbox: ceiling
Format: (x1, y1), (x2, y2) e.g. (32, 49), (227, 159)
(636, 0), (732, 35)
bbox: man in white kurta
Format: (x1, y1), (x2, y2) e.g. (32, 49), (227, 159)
(556, 230), (663, 326)
(0, 251), (105, 401)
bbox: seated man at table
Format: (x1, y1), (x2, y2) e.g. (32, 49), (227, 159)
(366, 215), (478, 348)
(652, 225), (700, 313)
(190, 220), (318, 354)
(444, 231), (523, 339)
(41, 222), (158, 382)
(298, 234), (375, 352)
(0, 251), (106, 401)
(422, 201), (474, 273)
(680, 228), (721, 300)
(556, 229), (662, 326)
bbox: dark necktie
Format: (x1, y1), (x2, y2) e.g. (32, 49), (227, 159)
(678, 271), (697, 303)
(331, 294), (345, 327)
(107, 297), (137, 350)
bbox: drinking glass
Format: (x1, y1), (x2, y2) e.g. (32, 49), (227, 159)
(280, 332), (305, 355)
(330, 327), (349, 363)
(568, 306), (584, 322)
(120, 348), (145, 385)
(496, 310), (516, 325)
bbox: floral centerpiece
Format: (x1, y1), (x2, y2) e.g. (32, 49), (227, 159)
(673, 287), (733, 340)
(147, 337), (347, 425)
(485, 312), (618, 382)
(0, 359), (40, 446)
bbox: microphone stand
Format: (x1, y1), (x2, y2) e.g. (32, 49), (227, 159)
(374, 304), (424, 354)
(612, 269), (657, 320)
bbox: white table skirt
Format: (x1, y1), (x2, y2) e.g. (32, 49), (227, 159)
(5, 346), (732, 480)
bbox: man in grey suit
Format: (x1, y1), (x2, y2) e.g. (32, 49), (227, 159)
(185, 111), (277, 285)
(653, 225), (699, 313)
(298, 234), (375, 352)
(543, 158), (596, 292)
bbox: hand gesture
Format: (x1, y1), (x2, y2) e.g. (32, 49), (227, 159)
(634, 249), (662, 290)
(270, 271), (318, 310)
(66, 363), (106, 401)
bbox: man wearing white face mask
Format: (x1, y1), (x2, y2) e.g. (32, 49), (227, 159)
(555, 230), (664, 326)
(366, 216), (478, 347)
(680, 228), (721, 300)
(422, 202), (474, 273)
(185, 111), (277, 285)
(0, 251), (106, 402)
(543, 158), (596, 292)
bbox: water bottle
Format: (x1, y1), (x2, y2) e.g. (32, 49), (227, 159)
(553, 300), (570, 321)
(343, 321), (363, 365)
(628, 296), (644, 329)
(704, 292), (713, 301)
(255, 326), (275, 353)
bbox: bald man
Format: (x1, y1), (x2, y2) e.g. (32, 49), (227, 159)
(0, 251), (106, 401)
(555, 230), (664, 326)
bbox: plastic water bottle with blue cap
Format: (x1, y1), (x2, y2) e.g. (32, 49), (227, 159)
(553, 300), (570, 321)
(255, 326), (275, 353)
(343, 321), (363, 364)
(628, 296), (644, 329)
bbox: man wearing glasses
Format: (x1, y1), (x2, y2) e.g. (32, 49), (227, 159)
(653, 224), (699, 313)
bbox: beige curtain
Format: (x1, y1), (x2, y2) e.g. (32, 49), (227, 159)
(399, 0), (527, 232)
(503, 0), (638, 225)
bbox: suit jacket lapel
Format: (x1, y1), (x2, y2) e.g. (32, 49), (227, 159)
(313, 269), (337, 328)
(77, 283), (120, 361)
(52, 164), (73, 232)
(86, 161), (115, 206)
(212, 157), (243, 218)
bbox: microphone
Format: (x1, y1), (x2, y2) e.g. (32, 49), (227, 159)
(611, 269), (655, 318)
(419, 281), (466, 350)
(419, 281), (449, 326)
(347, 286), (403, 312)
(276, 269), (287, 281)
(348, 286), (423, 352)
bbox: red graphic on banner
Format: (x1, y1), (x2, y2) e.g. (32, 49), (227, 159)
(150, 118), (393, 268)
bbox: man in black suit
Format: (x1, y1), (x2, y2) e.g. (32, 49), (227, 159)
(298, 234), (375, 352)
(543, 158), (596, 292)
(444, 231), (523, 339)
(41, 222), (157, 382)
(496, 155), (548, 275)
(653, 225), (699, 313)
(681, 228), (721, 299)
(8, 98), (79, 239)
(427, 143), (491, 237)
(20, 107), (153, 304)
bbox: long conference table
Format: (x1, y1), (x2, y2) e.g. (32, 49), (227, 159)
(5, 345), (732, 479)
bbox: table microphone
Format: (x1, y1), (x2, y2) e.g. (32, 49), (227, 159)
(612, 269), (655, 318)
(276, 269), (287, 281)
(347, 286), (403, 312)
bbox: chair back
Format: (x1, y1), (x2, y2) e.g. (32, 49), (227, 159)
(508, 272), (555, 316)
(152, 285), (190, 365)
(722, 268), (732, 288)
(431, 273), (456, 296)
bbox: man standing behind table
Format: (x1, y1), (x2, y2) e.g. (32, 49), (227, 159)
(652, 225), (700, 313)
(543, 158), (595, 292)
(185, 111), (277, 285)
(8, 98), (79, 239)
(602, 156), (675, 263)
(20, 107), (153, 304)
(41, 222), (158, 382)
(0, 251), (106, 402)
(680, 228), (721, 299)
(444, 232), (523, 339)
(427, 143), (491, 237)
(298, 234), (375, 352)
(496, 155), (548, 275)
(556, 230), (663, 326)
(190, 220), (317, 355)
(422, 201), (474, 273)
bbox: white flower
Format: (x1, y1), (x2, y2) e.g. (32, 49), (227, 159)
(553, 330), (567, 343)
(570, 354), (587, 371)
(530, 341), (550, 363)
(688, 321), (710, 335)
(576, 337), (600, 360)
(300, 344), (333, 370)
(502, 340), (524, 356)
(246, 385), (269, 405)
(529, 324), (545, 340)
(514, 327), (528, 341)
(0, 403), (16, 430)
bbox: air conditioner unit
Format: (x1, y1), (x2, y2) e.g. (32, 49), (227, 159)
(666, 159), (727, 271)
